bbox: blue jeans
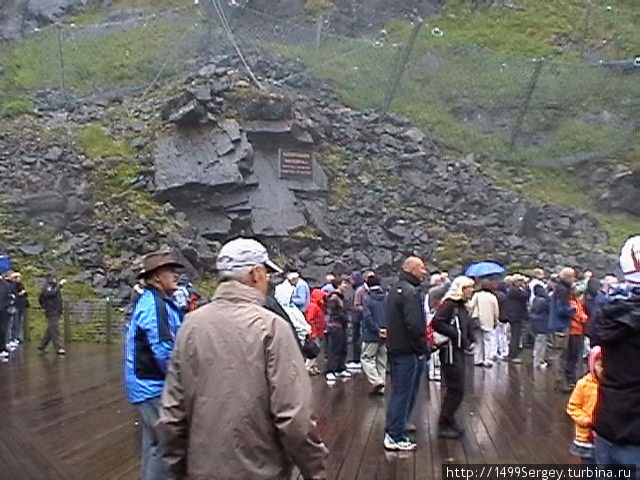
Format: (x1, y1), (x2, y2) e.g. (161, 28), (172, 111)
(595, 436), (640, 480)
(385, 353), (424, 442)
(137, 397), (173, 480)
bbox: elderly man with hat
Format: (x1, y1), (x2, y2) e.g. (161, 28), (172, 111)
(158, 238), (328, 480)
(124, 251), (185, 480)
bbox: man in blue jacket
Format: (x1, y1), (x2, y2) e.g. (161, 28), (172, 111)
(124, 251), (184, 480)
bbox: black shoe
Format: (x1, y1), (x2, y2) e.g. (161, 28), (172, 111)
(438, 426), (461, 439)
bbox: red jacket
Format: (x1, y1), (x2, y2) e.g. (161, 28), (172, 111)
(305, 289), (326, 340)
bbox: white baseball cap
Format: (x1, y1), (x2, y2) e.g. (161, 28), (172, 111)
(216, 238), (283, 274)
(620, 235), (640, 285)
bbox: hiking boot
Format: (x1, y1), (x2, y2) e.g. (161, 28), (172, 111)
(56, 348), (66, 355)
(325, 372), (337, 381)
(383, 434), (417, 451)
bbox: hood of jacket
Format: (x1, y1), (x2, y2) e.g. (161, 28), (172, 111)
(310, 288), (325, 305)
(601, 286), (640, 332)
(367, 286), (386, 301)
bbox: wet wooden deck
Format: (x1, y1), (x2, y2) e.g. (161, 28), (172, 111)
(0, 344), (576, 479)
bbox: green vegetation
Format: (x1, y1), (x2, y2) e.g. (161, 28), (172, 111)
(194, 276), (219, 301)
(434, 232), (471, 270)
(292, 227), (322, 241)
(0, 16), (198, 102)
(304, 0), (337, 18)
(0, 92), (32, 118)
(75, 124), (163, 220)
(268, 0), (640, 250)
(77, 124), (135, 157)
(428, 0), (639, 58)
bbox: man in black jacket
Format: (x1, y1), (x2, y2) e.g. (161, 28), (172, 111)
(38, 274), (66, 355)
(591, 237), (640, 473)
(384, 256), (427, 452)
(503, 274), (529, 364)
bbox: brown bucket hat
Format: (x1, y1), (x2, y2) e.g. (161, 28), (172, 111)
(137, 251), (185, 279)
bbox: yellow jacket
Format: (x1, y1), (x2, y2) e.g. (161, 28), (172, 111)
(566, 372), (599, 443)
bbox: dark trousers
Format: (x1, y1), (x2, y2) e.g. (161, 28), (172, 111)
(564, 334), (583, 384)
(439, 347), (465, 427)
(0, 311), (8, 352)
(351, 319), (362, 362)
(595, 436), (640, 480)
(326, 327), (347, 373)
(508, 321), (523, 359)
(39, 314), (61, 350)
(385, 353), (423, 441)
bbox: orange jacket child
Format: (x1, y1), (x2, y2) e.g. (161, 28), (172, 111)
(566, 346), (602, 460)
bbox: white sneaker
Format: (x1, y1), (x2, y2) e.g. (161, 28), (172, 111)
(325, 372), (337, 381)
(346, 362), (362, 369)
(0, 357), (8, 363)
(383, 433), (417, 451)
(0, 351), (8, 358)
(336, 370), (352, 378)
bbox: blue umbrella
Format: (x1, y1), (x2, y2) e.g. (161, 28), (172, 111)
(465, 261), (505, 278)
(0, 255), (10, 274)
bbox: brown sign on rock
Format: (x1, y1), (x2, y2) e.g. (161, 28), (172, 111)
(279, 149), (313, 178)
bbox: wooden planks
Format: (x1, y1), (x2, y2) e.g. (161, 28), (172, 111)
(0, 345), (579, 480)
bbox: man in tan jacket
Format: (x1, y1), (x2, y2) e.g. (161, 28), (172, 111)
(158, 238), (328, 480)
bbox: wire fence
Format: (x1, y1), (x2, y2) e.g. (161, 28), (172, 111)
(1, 0), (638, 168)
(25, 299), (128, 344)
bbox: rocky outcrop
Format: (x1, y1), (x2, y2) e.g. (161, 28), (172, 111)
(0, 48), (621, 300)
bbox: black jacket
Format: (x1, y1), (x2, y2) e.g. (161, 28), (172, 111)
(592, 286), (640, 445)
(432, 298), (473, 350)
(39, 281), (63, 316)
(0, 280), (12, 313)
(385, 271), (427, 355)
(502, 285), (529, 323)
(15, 281), (29, 310)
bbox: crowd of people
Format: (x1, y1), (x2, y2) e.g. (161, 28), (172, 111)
(121, 236), (640, 479)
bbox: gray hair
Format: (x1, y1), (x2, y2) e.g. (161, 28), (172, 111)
(218, 266), (255, 283)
